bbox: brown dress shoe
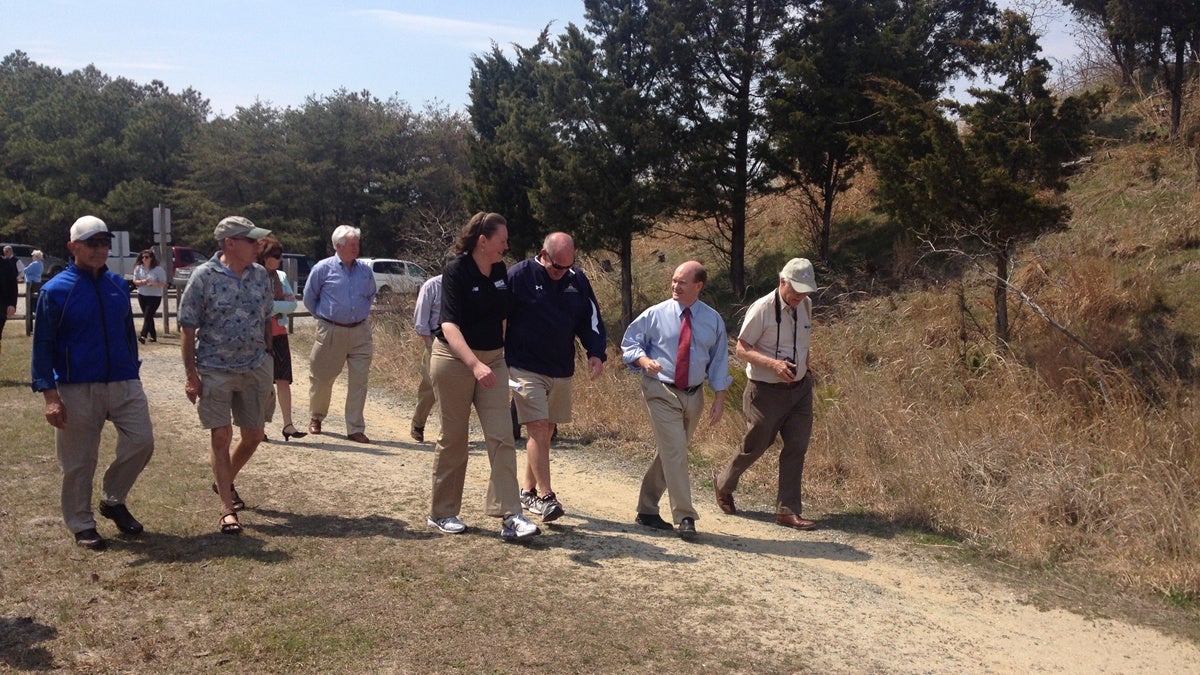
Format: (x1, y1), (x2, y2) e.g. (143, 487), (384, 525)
(309, 418), (322, 434)
(776, 513), (817, 530)
(712, 470), (736, 514)
(347, 432), (371, 444)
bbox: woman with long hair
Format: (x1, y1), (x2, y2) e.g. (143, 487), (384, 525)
(426, 212), (539, 539)
(132, 249), (167, 343)
(257, 236), (307, 441)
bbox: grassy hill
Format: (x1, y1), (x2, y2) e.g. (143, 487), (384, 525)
(550, 90), (1200, 605)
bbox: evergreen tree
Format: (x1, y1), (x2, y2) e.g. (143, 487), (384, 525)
(536, 0), (680, 327)
(464, 33), (555, 256)
(1061, 0), (1199, 137)
(764, 0), (995, 261)
(658, 0), (792, 300)
(864, 11), (1105, 346)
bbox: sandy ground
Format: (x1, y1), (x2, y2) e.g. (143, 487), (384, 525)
(118, 314), (1200, 675)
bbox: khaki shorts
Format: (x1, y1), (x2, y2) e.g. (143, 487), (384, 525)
(197, 358), (274, 430)
(510, 366), (573, 425)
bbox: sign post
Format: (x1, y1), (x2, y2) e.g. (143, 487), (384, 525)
(153, 205), (172, 334)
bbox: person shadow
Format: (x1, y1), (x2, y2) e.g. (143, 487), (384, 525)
(117, 530), (292, 567)
(247, 507), (434, 541)
(507, 512), (871, 567)
(0, 616), (57, 671)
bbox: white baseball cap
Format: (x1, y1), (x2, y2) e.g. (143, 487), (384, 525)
(781, 257), (817, 293)
(70, 215), (110, 242)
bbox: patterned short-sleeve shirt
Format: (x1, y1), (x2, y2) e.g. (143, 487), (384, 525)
(178, 253), (273, 371)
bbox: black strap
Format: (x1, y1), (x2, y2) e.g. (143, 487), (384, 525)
(773, 290), (798, 362)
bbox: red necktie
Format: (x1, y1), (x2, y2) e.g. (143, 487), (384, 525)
(675, 306), (692, 390)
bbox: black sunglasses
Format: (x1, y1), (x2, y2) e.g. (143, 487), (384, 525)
(543, 253), (574, 271)
(80, 237), (112, 249)
(267, 251), (283, 259)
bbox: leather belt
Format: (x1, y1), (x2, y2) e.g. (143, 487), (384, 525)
(321, 317), (365, 328)
(665, 382), (703, 395)
(754, 375), (808, 389)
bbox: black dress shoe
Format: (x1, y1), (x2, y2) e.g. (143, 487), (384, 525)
(98, 502), (143, 535)
(635, 513), (674, 531)
(74, 528), (106, 550)
(678, 517), (697, 539)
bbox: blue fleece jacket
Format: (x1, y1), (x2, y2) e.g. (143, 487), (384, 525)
(31, 264), (140, 391)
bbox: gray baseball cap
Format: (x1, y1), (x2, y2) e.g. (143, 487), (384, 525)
(214, 215), (271, 241)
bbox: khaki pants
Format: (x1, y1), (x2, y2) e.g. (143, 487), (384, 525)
(308, 319), (373, 435)
(637, 376), (704, 524)
(428, 341), (519, 519)
(715, 377), (813, 515)
(411, 339), (436, 430)
(55, 381), (154, 533)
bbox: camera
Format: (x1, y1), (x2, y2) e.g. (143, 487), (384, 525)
(783, 357), (798, 376)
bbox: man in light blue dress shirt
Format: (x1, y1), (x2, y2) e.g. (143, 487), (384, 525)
(621, 260), (731, 538)
(302, 225), (377, 442)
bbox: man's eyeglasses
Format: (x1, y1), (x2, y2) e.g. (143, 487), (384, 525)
(80, 238), (112, 249)
(230, 236), (255, 243)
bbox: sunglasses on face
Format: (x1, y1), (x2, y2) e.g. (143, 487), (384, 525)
(267, 251), (283, 259)
(542, 253), (574, 271)
(80, 238), (112, 249)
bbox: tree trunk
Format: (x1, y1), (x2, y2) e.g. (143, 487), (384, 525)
(820, 168), (835, 262)
(994, 249), (1010, 348)
(619, 231), (634, 330)
(1168, 36), (1184, 138)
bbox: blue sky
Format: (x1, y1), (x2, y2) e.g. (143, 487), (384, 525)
(1, 1), (1078, 119)
(0, 1), (588, 117)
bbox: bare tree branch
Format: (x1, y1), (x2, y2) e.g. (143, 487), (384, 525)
(921, 240), (1115, 404)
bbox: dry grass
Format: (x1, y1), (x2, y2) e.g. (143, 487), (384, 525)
(807, 290), (1200, 594)
(1, 332), (805, 673)
(372, 140), (1200, 603)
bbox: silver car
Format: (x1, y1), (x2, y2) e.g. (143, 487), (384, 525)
(359, 257), (427, 302)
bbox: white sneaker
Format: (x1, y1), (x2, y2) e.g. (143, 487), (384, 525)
(501, 513), (540, 539)
(427, 515), (467, 534)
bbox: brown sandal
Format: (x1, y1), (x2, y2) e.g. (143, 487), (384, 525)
(211, 482), (245, 511)
(220, 511), (242, 535)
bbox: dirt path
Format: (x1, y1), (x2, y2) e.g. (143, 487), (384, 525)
(135, 331), (1200, 674)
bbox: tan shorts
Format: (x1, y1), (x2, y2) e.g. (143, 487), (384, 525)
(197, 358), (274, 430)
(510, 366), (573, 425)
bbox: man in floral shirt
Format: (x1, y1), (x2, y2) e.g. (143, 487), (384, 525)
(179, 216), (274, 535)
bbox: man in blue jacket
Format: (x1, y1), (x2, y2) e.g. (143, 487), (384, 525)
(506, 232), (607, 522)
(31, 216), (154, 550)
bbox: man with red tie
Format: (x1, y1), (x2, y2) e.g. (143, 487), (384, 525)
(621, 260), (731, 538)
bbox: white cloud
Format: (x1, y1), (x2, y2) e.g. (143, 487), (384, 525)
(351, 10), (538, 49)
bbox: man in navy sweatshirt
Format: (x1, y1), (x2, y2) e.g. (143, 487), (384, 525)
(31, 216), (154, 550)
(506, 232), (607, 522)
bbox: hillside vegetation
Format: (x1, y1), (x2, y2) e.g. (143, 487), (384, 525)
(377, 91), (1200, 606)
